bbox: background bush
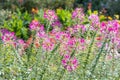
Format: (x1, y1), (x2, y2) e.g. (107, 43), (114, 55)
(0, 0), (120, 17)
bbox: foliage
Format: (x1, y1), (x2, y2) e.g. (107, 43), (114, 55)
(108, 0), (120, 16)
(3, 9), (32, 40)
(1, 0), (75, 11)
(56, 9), (72, 29)
(0, 8), (120, 80)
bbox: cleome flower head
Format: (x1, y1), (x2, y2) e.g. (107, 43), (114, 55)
(29, 20), (40, 31)
(44, 9), (58, 22)
(62, 54), (78, 71)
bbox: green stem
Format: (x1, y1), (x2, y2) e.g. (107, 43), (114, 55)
(26, 31), (36, 65)
(112, 42), (115, 78)
(90, 39), (107, 77)
(40, 43), (60, 80)
(58, 69), (66, 80)
(55, 47), (77, 80)
(12, 45), (23, 65)
(84, 31), (97, 69)
(47, 20), (51, 33)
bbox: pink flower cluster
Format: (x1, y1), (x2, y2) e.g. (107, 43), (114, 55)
(0, 29), (16, 45)
(100, 20), (119, 34)
(44, 9), (62, 28)
(42, 37), (55, 51)
(44, 10), (58, 22)
(94, 20), (120, 53)
(51, 20), (62, 27)
(72, 8), (85, 23)
(29, 20), (41, 31)
(1, 8), (120, 71)
(62, 54), (78, 71)
(89, 14), (100, 29)
(0, 29), (27, 55)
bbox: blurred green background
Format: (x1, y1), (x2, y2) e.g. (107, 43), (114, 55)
(0, 0), (120, 15)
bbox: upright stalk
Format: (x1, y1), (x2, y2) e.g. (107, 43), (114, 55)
(89, 38), (107, 78)
(84, 30), (97, 69)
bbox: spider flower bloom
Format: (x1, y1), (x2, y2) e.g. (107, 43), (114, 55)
(107, 20), (120, 33)
(100, 21), (107, 33)
(42, 37), (55, 51)
(17, 39), (26, 48)
(72, 8), (85, 23)
(100, 20), (120, 34)
(89, 14), (100, 28)
(0, 29), (9, 35)
(16, 39), (26, 56)
(62, 54), (78, 71)
(77, 38), (86, 51)
(73, 24), (86, 33)
(44, 10), (58, 22)
(66, 38), (77, 49)
(36, 25), (48, 39)
(1, 30), (16, 47)
(37, 31), (47, 39)
(29, 20), (40, 31)
(51, 20), (62, 27)
(1, 31), (16, 42)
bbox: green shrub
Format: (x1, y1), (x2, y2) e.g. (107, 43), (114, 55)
(3, 9), (32, 40)
(56, 9), (72, 30)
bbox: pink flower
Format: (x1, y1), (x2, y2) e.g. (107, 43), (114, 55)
(36, 25), (48, 39)
(67, 27), (75, 34)
(42, 37), (55, 51)
(64, 54), (70, 60)
(62, 55), (78, 71)
(17, 39), (26, 47)
(44, 10), (58, 22)
(100, 21), (107, 33)
(100, 20), (120, 34)
(0, 29), (17, 47)
(0, 29), (9, 35)
(62, 59), (67, 66)
(29, 20), (40, 30)
(1, 31), (16, 42)
(107, 20), (119, 33)
(72, 8), (85, 23)
(89, 14), (100, 28)
(51, 20), (62, 27)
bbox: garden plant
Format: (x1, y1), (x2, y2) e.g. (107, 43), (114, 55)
(0, 8), (120, 80)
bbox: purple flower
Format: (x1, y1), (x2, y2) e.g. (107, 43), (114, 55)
(107, 20), (119, 33)
(17, 39), (26, 46)
(72, 8), (85, 23)
(73, 24), (86, 33)
(42, 37), (55, 51)
(29, 20), (40, 30)
(0, 29), (17, 47)
(36, 25), (48, 39)
(100, 21), (107, 33)
(62, 54), (78, 71)
(100, 20), (120, 34)
(0, 29), (9, 35)
(44, 10), (58, 22)
(51, 20), (62, 27)
(89, 14), (100, 28)
(1, 31), (16, 42)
